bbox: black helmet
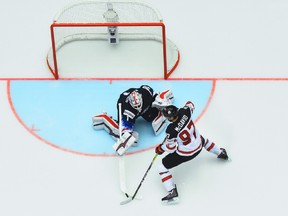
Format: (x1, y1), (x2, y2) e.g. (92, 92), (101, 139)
(162, 105), (178, 118)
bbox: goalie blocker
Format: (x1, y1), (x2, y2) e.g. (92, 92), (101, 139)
(92, 113), (139, 155)
(112, 131), (139, 156)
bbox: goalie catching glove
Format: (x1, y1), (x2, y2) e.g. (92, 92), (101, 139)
(152, 89), (174, 109)
(112, 131), (139, 156)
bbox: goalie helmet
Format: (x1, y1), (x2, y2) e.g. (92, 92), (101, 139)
(128, 91), (143, 111)
(162, 105), (178, 119)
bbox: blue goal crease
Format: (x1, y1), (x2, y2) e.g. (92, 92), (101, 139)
(9, 80), (213, 156)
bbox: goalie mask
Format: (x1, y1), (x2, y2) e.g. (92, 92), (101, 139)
(128, 91), (143, 111)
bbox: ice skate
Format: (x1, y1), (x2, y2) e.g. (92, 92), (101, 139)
(217, 148), (229, 160)
(161, 186), (179, 205)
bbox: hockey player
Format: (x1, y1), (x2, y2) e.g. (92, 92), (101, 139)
(155, 101), (229, 204)
(92, 85), (174, 155)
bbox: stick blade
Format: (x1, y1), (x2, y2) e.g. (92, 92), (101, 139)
(120, 197), (132, 205)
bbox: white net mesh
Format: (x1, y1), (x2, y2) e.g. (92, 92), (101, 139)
(47, 1), (179, 79)
(54, 1), (162, 23)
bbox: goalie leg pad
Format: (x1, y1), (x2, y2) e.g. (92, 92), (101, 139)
(92, 114), (119, 139)
(131, 131), (139, 146)
(152, 111), (167, 135)
(112, 131), (138, 156)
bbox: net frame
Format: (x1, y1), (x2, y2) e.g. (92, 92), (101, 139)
(46, 1), (179, 79)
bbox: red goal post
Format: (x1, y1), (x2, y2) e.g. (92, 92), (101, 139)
(46, 1), (180, 79)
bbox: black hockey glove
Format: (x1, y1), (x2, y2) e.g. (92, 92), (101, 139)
(155, 144), (165, 155)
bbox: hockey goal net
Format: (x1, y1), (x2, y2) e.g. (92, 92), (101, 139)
(46, 1), (180, 79)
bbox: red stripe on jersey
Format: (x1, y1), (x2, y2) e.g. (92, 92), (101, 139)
(185, 101), (193, 106)
(162, 175), (172, 182)
(207, 143), (215, 151)
(166, 143), (176, 150)
(177, 143), (202, 155)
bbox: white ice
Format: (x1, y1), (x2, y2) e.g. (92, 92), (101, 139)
(1, 0), (288, 216)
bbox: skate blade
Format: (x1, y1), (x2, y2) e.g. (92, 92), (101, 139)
(162, 197), (180, 205)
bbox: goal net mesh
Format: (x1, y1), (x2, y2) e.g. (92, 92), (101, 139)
(47, 1), (179, 79)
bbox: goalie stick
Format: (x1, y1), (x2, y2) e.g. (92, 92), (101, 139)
(119, 156), (129, 197)
(118, 103), (142, 199)
(120, 153), (158, 205)
(118, 103), (129, 197)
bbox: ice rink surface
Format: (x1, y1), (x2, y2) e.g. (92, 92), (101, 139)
(1, 0), (288, 216)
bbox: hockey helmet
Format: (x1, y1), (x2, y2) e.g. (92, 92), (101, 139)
(162, 105), (178, 119)
(128, 91), (143, 111)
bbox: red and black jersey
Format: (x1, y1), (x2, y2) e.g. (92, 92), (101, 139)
(161, 102), (202, 156)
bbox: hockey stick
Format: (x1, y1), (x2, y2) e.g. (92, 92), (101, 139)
(120, 153), (158, 205)
(118, 103), (129, 197)
(118, 103), (142, 199)
(119, 156), (129, 197)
